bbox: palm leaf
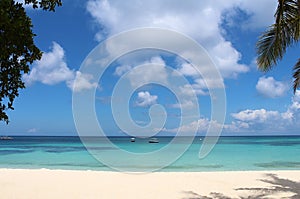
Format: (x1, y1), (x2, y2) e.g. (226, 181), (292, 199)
(278, 0), (300, 41)
(256, 24), (286, 71)
(293, 58), (300, 93)
(257, 0), (300, 72)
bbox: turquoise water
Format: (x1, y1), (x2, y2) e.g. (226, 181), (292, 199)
(0, 136), (300, 172)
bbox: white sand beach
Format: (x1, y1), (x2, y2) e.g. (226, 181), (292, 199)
(0, 169), (299, 198)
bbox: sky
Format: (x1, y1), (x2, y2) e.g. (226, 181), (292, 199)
(1, 0), (300, 136)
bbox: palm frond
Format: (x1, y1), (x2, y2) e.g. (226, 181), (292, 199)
(256, 0), (300, 72)
(293, 58), (300, 93)
(256, 25), (286, 71)
(292, 0), (300, 40)
(278, 0), (300, 41)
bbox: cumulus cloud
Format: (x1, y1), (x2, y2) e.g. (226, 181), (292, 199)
(179, 118), (210, 133)
(67, 71), (99, 92)
(193, 78), (224, 95)
(162, 117), (245, 135)
(178, 84), (205, 97)
(236, 1), (277, 29)
(114, 65), (132, 76)
(163, 118), (208, 134)
(209, 40), (249, 78)
(231, 109), (281, 123)
(136, 91), (158, 107)
(23, 42), (74, 86)
(127, 56), (168, 87)
(171, 100), (196, 110)
(85, 0), (277, 79)
(230, 109), (291, 132)
(175, 77), (225, 98)
(229, 91), (300, 132)
(256, 76), (289, 98)
(283, 90), (300, 121)
(170, 67), (225, 109)
(163, 118), (224, 135)
(23, 42), (98, 92)
(177, 63), (199, 77)
(163, 91), (300, 134)
(223, 121), (250, 132)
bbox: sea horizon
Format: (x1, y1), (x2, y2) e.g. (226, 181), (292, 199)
(2, 135), (300, 137)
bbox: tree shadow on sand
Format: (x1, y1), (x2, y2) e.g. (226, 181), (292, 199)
(182, 173), (300, 199)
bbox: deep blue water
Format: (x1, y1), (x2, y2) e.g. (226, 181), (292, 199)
(0, 136), (300, 172)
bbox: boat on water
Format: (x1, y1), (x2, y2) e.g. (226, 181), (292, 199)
(130, 137), (135, 142)
(148, 138), (159, 143)
(0, 136), (13, 140)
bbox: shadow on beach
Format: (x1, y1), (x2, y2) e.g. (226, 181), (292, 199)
(182, 173), (300, 199)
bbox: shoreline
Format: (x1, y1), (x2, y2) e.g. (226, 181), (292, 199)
(1, 167), (300, 173)
(0, 169), (299, 198)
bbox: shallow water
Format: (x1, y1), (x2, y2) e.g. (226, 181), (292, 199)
(0, 136), (299, 172)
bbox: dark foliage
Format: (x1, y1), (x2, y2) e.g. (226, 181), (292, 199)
(0, 0), (61, 123)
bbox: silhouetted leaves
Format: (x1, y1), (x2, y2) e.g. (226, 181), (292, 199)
(256, 0), (300, 93)
(0, 0), (61, 123)
(293, 58), (300, 92)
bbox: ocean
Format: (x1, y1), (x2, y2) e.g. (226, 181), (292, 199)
(0, 136), (300, 172)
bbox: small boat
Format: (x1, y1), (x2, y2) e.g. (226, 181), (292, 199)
(148, 138), (159, 143)
(0, 136), (13, 140)
(130, 137), (135, 142)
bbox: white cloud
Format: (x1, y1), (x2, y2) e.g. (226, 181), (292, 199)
(136, 91), (158, 107)
(237, 0), (277, 29)
(230, 108), (292, 132)
(84, 0), (292, 134)
(284, 90), (300, 121)
(193, 78), (224, 94)
(293, 90), (300, 102)
(163, 117), (250, 135)
(163, 118), (209, 134)
(176, 77), (225, 98)
(177, 63), (199, 77)
(67, 71), (99, 92)
(180, 118), (210, 133)
(114, 65), (132, 76)
(23, 42), (74, 86)
(178, 84), (206, 97)
(164, 90), (300, 134)
(174, 59), (225, 96)
(231, 109), (281, 123)
(163, 118), (224, 135)
(23, 42), (98, 93)
(27, 128), (38, 133)
(171, 100), (195, 110)
(256, 76), (289, 98)
(224, 121), (250, 132)
(127, 56), (168, 87)
(229, 91), (300, 132)
(85, 0), (277, 79)
(209, 41), (249, 78)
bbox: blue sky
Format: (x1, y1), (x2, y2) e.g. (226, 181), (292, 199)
(1, 0), (300, 136)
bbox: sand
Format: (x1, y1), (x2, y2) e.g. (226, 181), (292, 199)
(0, 169), (299, 198)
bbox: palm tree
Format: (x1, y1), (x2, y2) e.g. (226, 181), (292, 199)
(256, 0), (300, 93)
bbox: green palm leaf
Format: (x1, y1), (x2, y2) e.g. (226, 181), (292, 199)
(257, 0), (300, 94)
(257, 0), (299, 72)
(293, 58), (300, 93)
(256, 24), (287, 71)
(278, 0), (300, 41)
